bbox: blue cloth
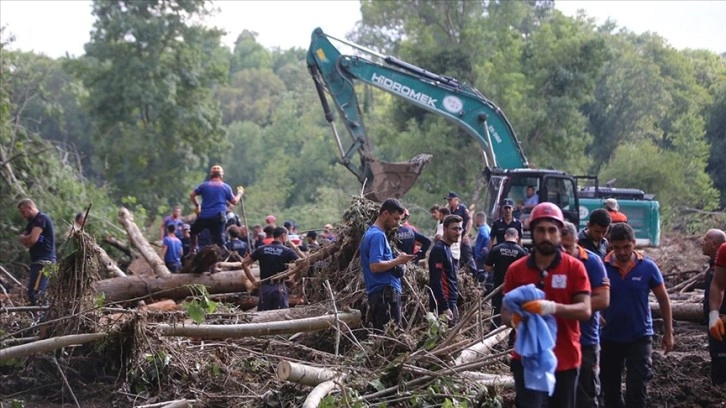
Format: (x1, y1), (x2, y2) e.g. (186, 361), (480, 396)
(503, 284), (558, 395)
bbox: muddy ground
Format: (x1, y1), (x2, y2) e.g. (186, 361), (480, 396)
(2, 233), (726, 407)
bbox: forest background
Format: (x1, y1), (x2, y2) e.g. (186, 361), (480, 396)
(1, 0), (725, 267)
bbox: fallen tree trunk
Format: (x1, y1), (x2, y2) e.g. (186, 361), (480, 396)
(93, 270), (253, 303)
(155, 310), (361, 339)
(0, 333), (107, 361)
(103, 236), (131, 257)
(303, 377), (347, 408)
(650, 302), (703, 322)
(454, 326), (511, 366)
(119, 207), (170, 278)
(249, 304), (330, 323)
(459, 371), (514, 388)
(89, 239), (126, 277)
(277, 361), (344, 386)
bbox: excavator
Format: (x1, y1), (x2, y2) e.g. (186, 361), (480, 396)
(307, 28), (660, 246)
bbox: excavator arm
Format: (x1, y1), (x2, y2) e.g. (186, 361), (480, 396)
(307, 27), (529, 201)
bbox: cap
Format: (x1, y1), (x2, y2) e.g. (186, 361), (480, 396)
(444, 191), (458, 199)
(604, 198), (619, 211)
(501, 198), (515, 208)
(283, 220), (293, 229)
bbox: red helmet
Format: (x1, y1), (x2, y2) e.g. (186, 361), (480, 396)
(529, 202), (564, 228)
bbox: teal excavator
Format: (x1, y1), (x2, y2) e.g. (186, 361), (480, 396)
(307, 28), (660, 246)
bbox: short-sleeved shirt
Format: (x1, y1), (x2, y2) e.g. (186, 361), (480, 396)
(573, 246), (609, 346)
(428, 240), (458, 312)
(163, 216), (185, 239)
(474, 224), (491, 263)
(194, 180), (234, 219)
(250, 241), (299, 280)
(25, 212), (56, 263)
(716, 242), (726, 267)
(163, 235), (183, 265)
(577, 229), (608, 258)
(524, 194), (539, 208)
(225, 239), (248, 257)
(491, 217), (523, 245)
(601, 251), (664, 342)
(360, 225), (400, 295)
(504, 251), (591, 371)
(485, 241), (527, 287)
(449, 203), (470, 232)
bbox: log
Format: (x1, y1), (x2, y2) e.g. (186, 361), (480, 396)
(249, 304), (330, 323)
(103, 236), (131, 257)
(650, 302), (703, 322)
(0, 332), (107, 361)
(93, 270), (253, 303)
(89, 239), (126, 277)
(142, 299), (179, 312)
(459, 371), (515, 388)
(277, 361), (344, 386)
(119, 207), (170, 278)
(454, 326), (511, 366)
(0, 265), (22, 287)
(303, 377), (347, 408)
(155, 310), (361, 339)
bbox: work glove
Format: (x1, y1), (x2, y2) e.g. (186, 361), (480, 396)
(237, 185), (244, 194)
(709, 310), (725, 341)
(522, 299), (557, 316)
(193, 205), (201, 215)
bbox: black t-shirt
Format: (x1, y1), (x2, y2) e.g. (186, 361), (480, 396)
(25, 212), (56, 262)
(491, 218), (523, 245)
(449, 203), (470, 231)
(250, 241), (299, 279)
(484, 241), (527, 286)
(225, 239), (248, 257)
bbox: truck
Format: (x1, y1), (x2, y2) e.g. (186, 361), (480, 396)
(306, 27), (660, 246)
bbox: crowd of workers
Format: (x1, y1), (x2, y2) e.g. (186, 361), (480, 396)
(13, 163), (726, 408)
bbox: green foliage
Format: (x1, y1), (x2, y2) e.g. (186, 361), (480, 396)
(182, 284), (217, 324)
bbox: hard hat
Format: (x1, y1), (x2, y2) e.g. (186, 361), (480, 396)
(529, 202), (565, 228)
(604, 198), (619, 211)
(210, 165), (224, 176)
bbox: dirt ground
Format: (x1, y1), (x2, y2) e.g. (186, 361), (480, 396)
(3, 232), (726, 407)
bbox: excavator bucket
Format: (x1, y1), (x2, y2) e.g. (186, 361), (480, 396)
(363, 154), (433, 202)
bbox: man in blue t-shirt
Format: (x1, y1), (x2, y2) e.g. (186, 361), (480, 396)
(18, 199), (56, 305)
(561, 221), (610, 408)
(161, 224), (183, 273)
(160, 205), (185, 240)
(601, 223), (673, 408)
(189, 165), (243, 252)
(360, 198), (416, 331)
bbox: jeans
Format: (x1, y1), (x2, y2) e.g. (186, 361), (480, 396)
(28, 262), (50, 306)
(600, 336), (653, 408)
(511, 359), (579, 408)
(577, 344), (601, 408)
(368, 286), (401, 331)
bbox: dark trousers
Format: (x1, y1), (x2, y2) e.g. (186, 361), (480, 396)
(511, 359), (579, 408)
(258, 282), (288, 311)
(368, 286), (401, 331)
(459, 240), (477, 273)
(28, 262), (50, 306)
(577, 344), (601, 408)
(600, 336), (652, 408)
(165, 261), (181, 273)
(190, 215), (226, 249)
(491, 292), (504, 328)
(709, 334), (726, 385)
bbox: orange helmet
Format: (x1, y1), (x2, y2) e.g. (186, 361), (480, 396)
(529, 202), (564, 228)
(210, 165), (224, 176)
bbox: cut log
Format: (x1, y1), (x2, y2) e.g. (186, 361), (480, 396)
(459, 371), (515, 388)
(181, 246), (222, 274)
(454, 326), (511, 366)
(142, 299), (179, 312)
(303, 377), (347, 408)
(650, 302), (703, 322)
(88, 239), (126, 277)
(119, 207), (170, 278)
(103, 236), (131, 257)
(277, 361), (344, 386)
(0, 333), (108, 361)
(155, 310), (361, 339)
(127, 257), (154, 277)
(249, 304), (330, 323)
(93, 270), (253, 303)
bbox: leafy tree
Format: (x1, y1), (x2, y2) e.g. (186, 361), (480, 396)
(78, 0), (228, 211)
(229, 30), (272, 73)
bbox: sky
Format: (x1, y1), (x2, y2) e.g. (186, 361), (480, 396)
(0, 1), (724, 58)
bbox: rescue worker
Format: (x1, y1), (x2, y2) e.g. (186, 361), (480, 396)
(161, 205), (185, 240)
(600, 222), (673, 408)
(483, 228), (527, 327)
(578, 208), (611, 258)
(188, 165), (242, 252)
(489, 198), (523, 250)
(241, 227), (299, 311)
(17, 198), (56, 306)
(604, 198), (628, 224)
(561, 221), (610, 408)
(428, 214), (462, 326)
(702, 229), (726, 385)
(473, 211), (492, 283)
(160, 224), (183, 273)
(445, 191), (477, 274)
(360, 198), (415, 331)
(225, 225), (249, 258)
(396, 208), (431, 262)
(502, 202), (591, 408)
